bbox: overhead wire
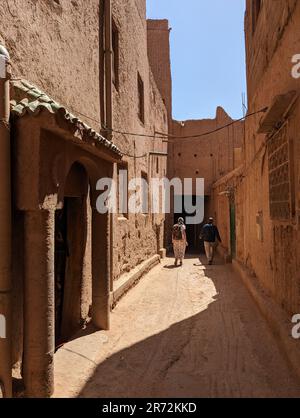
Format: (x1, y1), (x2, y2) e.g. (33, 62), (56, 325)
(102, 107), (268, 141)
(102, 106), (268, 158)
(9, 75), (269, 157)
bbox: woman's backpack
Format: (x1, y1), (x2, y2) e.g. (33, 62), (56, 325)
(173, 224), (183, 240)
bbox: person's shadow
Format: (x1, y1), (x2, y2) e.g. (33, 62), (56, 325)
(193, 254), (224, 267)
(163, 264), (182, 270)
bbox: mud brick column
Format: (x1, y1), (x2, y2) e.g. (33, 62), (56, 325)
(91, 209), (110, 330)
(23, 209), (55, 398)
(0, 46), (12, 398)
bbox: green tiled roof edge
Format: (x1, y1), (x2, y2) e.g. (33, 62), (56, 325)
(11, 79), (122, 156)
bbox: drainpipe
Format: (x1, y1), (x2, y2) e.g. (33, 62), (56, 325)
(104, 0), (113, 137)
(0, 44), (12, 398)
(104, 0), (114, 298)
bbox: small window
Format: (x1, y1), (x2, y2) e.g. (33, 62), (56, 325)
(118, 164), (128, 218)
(141, 171), (148, 214)
(138, 73), (145, 124)
(252, 0), (262, 34)
(112, 20), (119, 90)
(156, 157), (159, 174)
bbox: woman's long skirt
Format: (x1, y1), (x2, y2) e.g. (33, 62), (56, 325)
(173, 240), (186, 260)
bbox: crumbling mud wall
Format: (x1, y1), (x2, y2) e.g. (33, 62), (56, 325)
(242, 0), (300, 315)
(170, 108), (243, 196)
(0, 0), (102, 130)
(147, 19), (172, 124)
(211, 168), (245, 262)
(0, 0), (169, 288)
(164, 108), (243, 247)
(0, 0), (170, 393)
(147, 19), (173, 250)
(110, 0), (168, 280)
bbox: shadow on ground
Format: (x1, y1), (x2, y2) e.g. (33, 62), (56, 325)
(76, 255), (300, 398)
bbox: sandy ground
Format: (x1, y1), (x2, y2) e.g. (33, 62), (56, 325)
(54, 254), (300, 398)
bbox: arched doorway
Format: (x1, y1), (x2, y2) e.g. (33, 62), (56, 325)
(55, 162), (89, 347)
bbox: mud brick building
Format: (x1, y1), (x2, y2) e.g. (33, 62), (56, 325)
(1, 0), (300, 400)
(0, 0), (169, 398)
(147, 20), (244, 249)
(241, 0), (300, 313)
(168, 110), (244, 250)
(213, 0), (300, 319)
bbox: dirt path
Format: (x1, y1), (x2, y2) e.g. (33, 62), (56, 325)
(54, 255), (300, 398)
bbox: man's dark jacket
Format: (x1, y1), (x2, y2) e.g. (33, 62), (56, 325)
(200, 224), (221, 243)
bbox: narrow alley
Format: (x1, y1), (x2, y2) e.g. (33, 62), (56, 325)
(54, 255), (300, 398)
(1, 0), (300, 401)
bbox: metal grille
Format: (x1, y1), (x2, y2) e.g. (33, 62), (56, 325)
(268, 124), (292, 220)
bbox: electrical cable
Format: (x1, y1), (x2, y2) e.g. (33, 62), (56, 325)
(9, 78), (267, 141)
(102, 107), (269, 141)
(120, 151), (148, 158)
(241, 122), (283, 179)
(9, 77), (268, 157)
(102, 125), (165, 139)
(106, 106), (268, 158)
(112, 129), (148, 159)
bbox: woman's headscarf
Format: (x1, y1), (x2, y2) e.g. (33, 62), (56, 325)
(178, 217), (184, 225)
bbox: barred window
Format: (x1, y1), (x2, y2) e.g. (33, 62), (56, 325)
(268, 123), (295, 221)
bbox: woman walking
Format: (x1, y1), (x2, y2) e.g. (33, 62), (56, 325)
(172, 217), (188, 266)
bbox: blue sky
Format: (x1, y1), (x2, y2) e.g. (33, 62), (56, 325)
(147, 0), (246, 121)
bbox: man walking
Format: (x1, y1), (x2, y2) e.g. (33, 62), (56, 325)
(200, 217), (221, 265)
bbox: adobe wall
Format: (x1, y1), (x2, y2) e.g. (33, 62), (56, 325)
(0, 0), (103, 384)
(170, 108), (243, 196)
(147, 19), (172, 123)
(245, 0), (298, 103)
(0, 0), (169, 283)
(105, 0), (169, 280)
(1, 0), (170, 385)
(211, 168), (245, 262)
(0, 0), (102, 130)
(243, 0), (300, 314)
(147, 19), (173, 248)
(163, 108), (243, 247)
